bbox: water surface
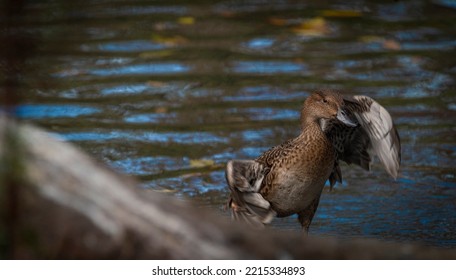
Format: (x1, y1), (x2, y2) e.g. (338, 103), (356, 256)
(4, 0), (456, 247)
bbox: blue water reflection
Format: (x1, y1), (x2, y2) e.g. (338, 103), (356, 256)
(228, 107), (299, 121)
(82, 40), (166, 52)
(111, 156), (189, 175)
(62, 130), (228, 144)
(124, 112), (177, 124)
(401, 40), (456, 51)
(231, 61), (309, 74)
(99, 82), (184, 96)
(100, 5), (188, 16)
(245, 38), (275, 49)
(16, 104), (100, 119)
(90, 62), (190, 76)
(223, 86), (308, 102)
(101, 84), (150, 95)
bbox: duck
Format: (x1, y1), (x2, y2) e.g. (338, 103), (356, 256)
(225, 89), (401, 232)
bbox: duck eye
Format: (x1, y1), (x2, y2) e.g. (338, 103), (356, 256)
(322, 98), (328, 104)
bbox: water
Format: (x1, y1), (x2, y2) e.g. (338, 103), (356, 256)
(2, 0), (455, 248)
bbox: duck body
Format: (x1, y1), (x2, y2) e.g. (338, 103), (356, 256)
(259, 123), (334, 217)
(225, 89), (401, 231)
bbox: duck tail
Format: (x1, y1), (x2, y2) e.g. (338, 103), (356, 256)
(225, 160), (276, 228)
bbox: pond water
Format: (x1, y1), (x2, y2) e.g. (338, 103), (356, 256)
(2, 0), (455, 248)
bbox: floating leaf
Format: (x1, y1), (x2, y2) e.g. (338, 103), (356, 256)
(178, 16), (195, 25)
(154, 107), (168, 114)
(179, 172), (204, 179)
(359, 35), (383, 43)
(154, 188), (177, 193)
(321, 10), (362, 18)
(139, 50), (174, 59)
(152, 34), (187, 46)
(147, 80), (167, 88)
(358, 36), (401, 50)
(383, 39), (401, 50)
(291, 17), (329, 36)
(190, 159), (215, 168)
(268, 17), (288, 26)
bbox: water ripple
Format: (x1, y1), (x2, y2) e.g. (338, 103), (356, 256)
(230, 61), (309, 75)
(89, 62), (191, 76)
(111, 156), (189, 175)
(124, 112), (177, 124)
(81, 40), (166, 52)
(61, 130), (228, 144)
(16, 104), (101, 119)
(228, 107), (299, 121)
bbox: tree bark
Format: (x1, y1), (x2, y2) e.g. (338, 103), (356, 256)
(0, 115), (454, 259)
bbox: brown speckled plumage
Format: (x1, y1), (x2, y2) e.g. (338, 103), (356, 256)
(225, 89), (401, 232)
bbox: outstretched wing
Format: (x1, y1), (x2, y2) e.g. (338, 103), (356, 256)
(326, 95), (401, 183)
(225, 160), (276, 228)
(225, 137), (301, 227)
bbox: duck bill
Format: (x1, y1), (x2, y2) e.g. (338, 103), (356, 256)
(337, 109), (357, 127)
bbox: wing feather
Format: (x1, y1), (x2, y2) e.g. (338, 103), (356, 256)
(349, 95), (401, 178)
(225, 160), (276, 227)
(326, 95), (401, 180)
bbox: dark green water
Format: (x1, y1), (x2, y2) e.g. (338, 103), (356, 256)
(2, 0), (456, 247)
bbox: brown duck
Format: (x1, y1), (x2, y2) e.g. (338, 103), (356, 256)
(225, 89), (401, 232)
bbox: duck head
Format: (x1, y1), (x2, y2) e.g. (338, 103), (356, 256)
(301, 89), (358, 129)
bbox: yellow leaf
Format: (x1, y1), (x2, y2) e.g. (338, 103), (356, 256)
(139, 50), (173, 59)
(178, 16), (195, 25)
(292, 17), (329, 36)
(190, 159), (215, 168)
(154, 188), (177, 193)
(321, 10), (363, 18)
(359, 35), (383, 43)
(152, 34), (187, 46)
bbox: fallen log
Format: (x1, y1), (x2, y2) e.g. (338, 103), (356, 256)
(0, 115), (455, 259)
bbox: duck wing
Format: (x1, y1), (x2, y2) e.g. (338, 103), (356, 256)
(326, 95), (401, 185)
(225, 160), (276, 228)
(225, 137), (302, 227)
